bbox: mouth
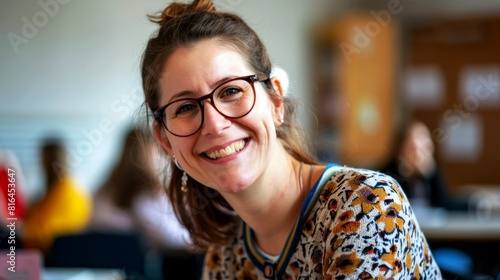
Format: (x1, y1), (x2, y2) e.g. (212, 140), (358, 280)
(204, 139), (248, 160)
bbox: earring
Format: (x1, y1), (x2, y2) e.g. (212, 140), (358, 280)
(181, 172), (188, 193)
(173, 156), (188, 192)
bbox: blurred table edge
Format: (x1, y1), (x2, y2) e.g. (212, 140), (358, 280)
(42, 268), (126, 280)
(416, 208), (500, 241)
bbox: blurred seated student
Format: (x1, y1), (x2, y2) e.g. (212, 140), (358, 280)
(22, 137), (92, 254)
(88, 127), (191, 252)
(381, 120), (468, 211)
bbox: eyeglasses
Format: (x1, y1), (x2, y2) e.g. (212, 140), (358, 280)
(154, 74), (269, 137)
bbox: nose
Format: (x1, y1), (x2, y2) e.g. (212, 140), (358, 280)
(200, 102), (231, 135)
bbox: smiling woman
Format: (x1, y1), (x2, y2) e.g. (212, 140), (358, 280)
(139, 0), (442, 279)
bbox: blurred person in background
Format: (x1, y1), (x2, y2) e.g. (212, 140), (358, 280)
(381, 120), (479, 280)
(381, 120), (468, 211)
(87, 126), (196, 279)
(21, 137), (92, 254)
(88, 126), (191, 251)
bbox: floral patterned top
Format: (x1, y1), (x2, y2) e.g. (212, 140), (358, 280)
(202, 165), (442, 279)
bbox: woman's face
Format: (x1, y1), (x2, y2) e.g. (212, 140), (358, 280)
(401, 123), (434, 172)
(154, 39), (284, 194)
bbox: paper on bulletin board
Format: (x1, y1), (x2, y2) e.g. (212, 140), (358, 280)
(404, 66), (444, 108)
(440, 115), (482, 162)
(460, 66), (500, 108)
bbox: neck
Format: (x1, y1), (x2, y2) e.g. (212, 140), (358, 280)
(223, 153), (306, 255)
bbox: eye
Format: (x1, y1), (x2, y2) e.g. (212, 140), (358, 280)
(169, 100), (200, 118)
(177, 104), (196, 114)
(220, 86), (243, 99)
(216, 80), (249, 102)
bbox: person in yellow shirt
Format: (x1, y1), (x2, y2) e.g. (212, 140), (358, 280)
(22, 138), (92, 254)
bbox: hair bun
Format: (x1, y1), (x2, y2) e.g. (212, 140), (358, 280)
(148, 0), (217, 26)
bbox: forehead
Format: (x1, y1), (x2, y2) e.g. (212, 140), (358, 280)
(159, 40), (252, 94)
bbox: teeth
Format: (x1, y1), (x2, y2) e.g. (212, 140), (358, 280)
(206, 140), (245, 159)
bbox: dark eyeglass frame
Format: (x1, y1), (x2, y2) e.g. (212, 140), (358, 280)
(154, 74), (269, 137)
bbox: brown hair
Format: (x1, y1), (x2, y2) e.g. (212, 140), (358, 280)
(41, 137), (68, 188)
(141, 0), (318, 250)
(96, 127), (161, 209)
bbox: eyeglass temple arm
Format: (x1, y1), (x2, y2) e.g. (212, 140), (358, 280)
(253, 74), (270, 82)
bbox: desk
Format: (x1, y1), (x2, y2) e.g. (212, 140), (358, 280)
(415, 208), (500, 276)
(42, 268), (125, 280)
(417, 209), (500, 241)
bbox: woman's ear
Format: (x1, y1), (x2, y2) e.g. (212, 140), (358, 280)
(270, 77), (285, 127)
(153, 121), (173, 156)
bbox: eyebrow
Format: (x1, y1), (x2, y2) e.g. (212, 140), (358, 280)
(168, 90), (195, 103)
(167, 75), (241, 103)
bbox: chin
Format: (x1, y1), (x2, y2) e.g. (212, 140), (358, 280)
(216, 180), (252, 194)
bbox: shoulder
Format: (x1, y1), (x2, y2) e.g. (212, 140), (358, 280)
(323, 165), (400, 186)
(306, 166), (415, 252)
(303, 166), (411, 245)
(59, 176), (90, 196)
(316, 166), (407, 208)
(307, 166), (409, 233)
(48, 176), (92, 208)
(305, 167), (441, 278)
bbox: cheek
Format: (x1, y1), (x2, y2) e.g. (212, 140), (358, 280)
(253, 94), (277, 123)
(169, 137), (194, 157)
(246, 106), (276, 135)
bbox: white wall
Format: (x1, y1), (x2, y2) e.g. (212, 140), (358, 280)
(1, 0), (168, 200)
(0, 0), (339, 201)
